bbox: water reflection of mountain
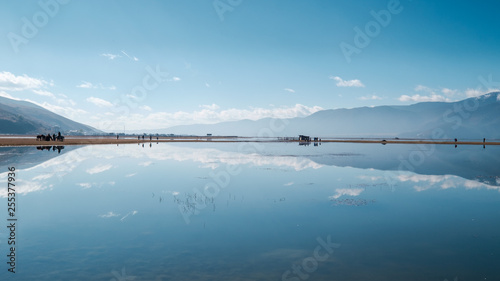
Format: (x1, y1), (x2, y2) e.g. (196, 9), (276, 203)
(303, 145), (500, 186)
(0, 146), (76, 171)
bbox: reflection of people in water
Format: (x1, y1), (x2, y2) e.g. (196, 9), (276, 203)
(36, 146), (64, 153)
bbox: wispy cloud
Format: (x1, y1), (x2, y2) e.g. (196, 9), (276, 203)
(329, 76), (365, 87)
(398, 94), (449, 102)
(101, 53), (121, 60)
(121, 50), (139, 61)
(86, 164), (113, 174)
(32, 89), (55, 98)
(86, 97), (113, 107)
(398, 85), (451, 102)
(200, 104), (220, 110)
(0, 71), (50, 91)
(139, 105), (152, 111)
(77, 81), (116, 90)
(284, 182), (294, 186)
(358, 95), (382, 100)
(284, 88), (295, 93)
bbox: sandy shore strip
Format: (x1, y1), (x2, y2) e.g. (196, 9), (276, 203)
(0, 136), (499, 147)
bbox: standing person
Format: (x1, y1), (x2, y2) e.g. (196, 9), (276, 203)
(117, 135), (119, 140)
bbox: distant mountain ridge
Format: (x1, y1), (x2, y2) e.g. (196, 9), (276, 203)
(0, 96), (101, 135)
(161, 92), (500, 139)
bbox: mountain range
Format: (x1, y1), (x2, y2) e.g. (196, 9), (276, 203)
(1, 92), (499, 138)
(160, 92), (500, 139)
(0, 96), (101, 135)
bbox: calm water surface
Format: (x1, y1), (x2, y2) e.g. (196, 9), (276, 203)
(0, 142), (499, 280)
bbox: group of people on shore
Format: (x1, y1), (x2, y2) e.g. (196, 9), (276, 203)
(36, 132), (64, 142)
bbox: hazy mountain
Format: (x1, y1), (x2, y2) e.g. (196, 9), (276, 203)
(160, 92), (500, 139)
(0, 96), (101, 135)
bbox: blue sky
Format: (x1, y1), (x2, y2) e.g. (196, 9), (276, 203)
(1, 0), (499, 131)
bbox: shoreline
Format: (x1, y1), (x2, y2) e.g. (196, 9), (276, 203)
(0, 136), (499, 147)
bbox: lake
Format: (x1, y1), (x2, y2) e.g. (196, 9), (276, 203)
(1, 142), (499, 280)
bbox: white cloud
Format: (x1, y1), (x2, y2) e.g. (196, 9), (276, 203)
(77, 81), (116, 90)
(441, 88), (458, 97)
(86, 97), (113, 107)
(121, 50), (139, 61)
(20, 98), (87, 121)
(465, 88), (484, 98)
(414, 85), (433, 92)
(398, 94), (450, 102)
(284, 182), (294, 186)
(139, 161), (152, 167)
(101, 53), (121, 60)
(205, 82), (210, 88)
(329, 76), (365, 87)
(172, 77), (181, 81)
(86, 164), (113, 174)
(99, 211), (120, 218)
(329, 188), (364, 199)
(284, 88), (295, 93)
(139, 105), (152, 111)
(359, 95), (382, 100)
(77, 81), (93, 88)
(0, 91), (15, 99)
(32, 89), (55, 98)
(200, 104), (220, 110)
(0, 71), (49, 91)
(89, 104), (324, 131)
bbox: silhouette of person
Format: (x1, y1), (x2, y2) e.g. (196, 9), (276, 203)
(53, 134), (56, 141)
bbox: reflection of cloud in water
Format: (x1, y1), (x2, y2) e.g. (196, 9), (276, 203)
(0, 179), (52, 198)
(99, 211), (120, 218)
(329, 188), (364, 199)
(358, 175), (384, 181)
(86, 164), (113, 174)
(397, 174), (500, 192)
